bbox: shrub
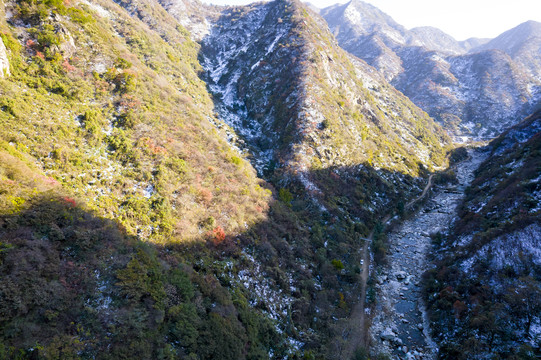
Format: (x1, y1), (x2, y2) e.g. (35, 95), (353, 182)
(278, 188), (293, 205)
(331, 259), (344, 271)
(230, 155), (242, 166)
(67, 7), (95, 24)
(210, 226), (226, 245)
(197, 188), (213, 205)
(114, 57), (133, 70)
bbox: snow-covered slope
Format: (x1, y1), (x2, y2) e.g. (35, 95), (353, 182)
(197, 0), (450, 186)
(425, 111), (541, 358)
(472, 20), (541, 80)
(409, 26), (467, 54)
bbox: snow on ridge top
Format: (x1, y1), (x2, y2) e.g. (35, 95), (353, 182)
(82, 0), (112, 18)
(342, 3), (405, 45)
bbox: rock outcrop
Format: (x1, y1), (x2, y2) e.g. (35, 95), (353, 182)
(0, 37), (10, 77)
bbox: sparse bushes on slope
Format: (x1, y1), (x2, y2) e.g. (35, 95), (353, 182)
(424, 113), (541, 358)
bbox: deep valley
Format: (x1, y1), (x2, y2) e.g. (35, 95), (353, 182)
(0, 0), (539, 359)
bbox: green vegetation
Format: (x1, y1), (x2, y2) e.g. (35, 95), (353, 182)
(0, 0), (270, 242)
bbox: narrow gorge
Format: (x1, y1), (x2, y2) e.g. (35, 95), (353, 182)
(367, 149), (488, 359)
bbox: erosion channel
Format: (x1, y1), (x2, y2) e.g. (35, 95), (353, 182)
(368, 148), (488, 359)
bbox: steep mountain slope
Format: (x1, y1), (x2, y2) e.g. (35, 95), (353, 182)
(459, 37), (490, 51)
(409, 26), (469, 54)
(196, 0), (449, 182)
(394, 47), (537, 138)
(473, 20), (541, 79)
(321, 0), (541, 139)
(173, 3), (451, 355)
(0, 0), (272, 242)
(0, 0), (295, 358)
(321, 0), (407, 81)
(423, 111), (541, 358)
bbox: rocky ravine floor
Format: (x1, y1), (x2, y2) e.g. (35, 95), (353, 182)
(368, 149), (488, 359)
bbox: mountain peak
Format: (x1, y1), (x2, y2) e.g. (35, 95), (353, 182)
(519, 19), (541, 30)
(321, 0), (407, 47)
(409, 26), (465, 54)
(473, 19), (541, 54)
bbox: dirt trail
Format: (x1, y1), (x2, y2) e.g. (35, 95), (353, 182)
(341, 171), (436, 359)
(406, 174), (434, 208)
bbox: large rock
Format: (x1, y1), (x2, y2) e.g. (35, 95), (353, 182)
(395, 270), (407, 280)
(380, 328), (395, 341)
(0, 37), (10, 78)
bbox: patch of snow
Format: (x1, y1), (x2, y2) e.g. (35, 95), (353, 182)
(461, 224), (541, 273)
(81, 0), (112, 19)
(143, 184), (154, 198)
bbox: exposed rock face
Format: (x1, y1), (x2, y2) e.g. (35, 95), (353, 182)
(0, 37), (10, 77)
(321, 0), (541, 139)
(157, 0), (216, 40)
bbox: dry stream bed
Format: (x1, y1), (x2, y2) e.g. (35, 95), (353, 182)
(368, 149), (488, 359)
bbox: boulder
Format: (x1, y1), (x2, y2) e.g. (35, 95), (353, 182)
(380, 328), (395, 341)
(395, 270), (407, 280)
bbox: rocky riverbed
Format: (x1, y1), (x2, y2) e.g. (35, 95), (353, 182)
(368, 149), (488, 359)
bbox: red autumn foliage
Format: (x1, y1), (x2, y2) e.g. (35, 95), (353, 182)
(63, 197), (76, 207)
(43, 176), (60, 186)
(62, 58), (76, 72)
(330, 172), (340, 181)
(141, 137), (168, 156)
(210, 226), (226, 245)
(197, 188), (213, 205)
(453, 300), (468, 319)
(118, 94), (141, 110)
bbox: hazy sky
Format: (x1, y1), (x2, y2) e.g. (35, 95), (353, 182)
(203, 0), (541, 40)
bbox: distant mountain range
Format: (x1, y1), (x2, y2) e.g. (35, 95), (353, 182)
(321, 0), (541, 139)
